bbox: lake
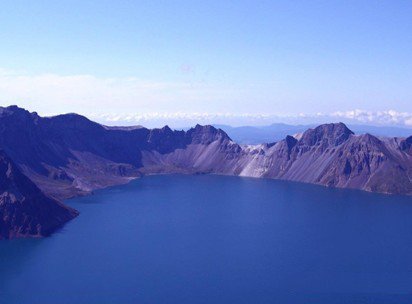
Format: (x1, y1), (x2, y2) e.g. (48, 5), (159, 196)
(1, 174), (412, 303)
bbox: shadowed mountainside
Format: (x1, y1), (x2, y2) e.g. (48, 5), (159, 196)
(0, 150), (78, 239)
(0, 105), (411, 238)
(0, 106), (231, 199)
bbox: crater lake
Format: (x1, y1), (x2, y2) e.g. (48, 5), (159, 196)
(1, 174), (412, 304)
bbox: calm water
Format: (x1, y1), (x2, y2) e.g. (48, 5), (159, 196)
(1, 175), (412, 304)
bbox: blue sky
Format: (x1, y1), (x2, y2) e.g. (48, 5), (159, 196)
(0, 1), (411, 126)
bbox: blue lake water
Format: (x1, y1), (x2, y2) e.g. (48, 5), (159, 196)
(1, 174), (412, 304)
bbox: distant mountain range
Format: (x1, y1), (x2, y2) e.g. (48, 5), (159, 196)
(0, 105), (411, 239)
(214, 123), (412, 144)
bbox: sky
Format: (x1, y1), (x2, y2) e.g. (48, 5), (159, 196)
(0, 1), (411, 127)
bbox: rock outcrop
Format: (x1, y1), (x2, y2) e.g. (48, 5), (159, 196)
(0, 150), (78, 239)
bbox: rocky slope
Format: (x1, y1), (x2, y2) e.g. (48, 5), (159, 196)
(0, 106), (239, 199)
(0, 105), (411, 197)
(0, 105), (411, 238)
(141, 123), (412, 195)
(0, 150), (78, 239)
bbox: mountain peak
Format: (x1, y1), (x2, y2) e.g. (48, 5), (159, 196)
(0, 105), (38, 119)
(161, 125), (173, 132)
(187, 124), (231, 144)
(299, 122), (354, 147)
(0, 105), (25, 112)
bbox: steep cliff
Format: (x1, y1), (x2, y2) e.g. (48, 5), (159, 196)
(0, 150), (78, 239)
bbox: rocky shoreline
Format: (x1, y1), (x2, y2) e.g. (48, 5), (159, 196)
(1, 105), (411, 239)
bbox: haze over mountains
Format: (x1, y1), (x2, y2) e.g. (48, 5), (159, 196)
(0, 105), (411, 239)
(215, 123), (412, 145)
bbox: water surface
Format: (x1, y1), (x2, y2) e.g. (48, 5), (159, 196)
(1, 175), (412, 303)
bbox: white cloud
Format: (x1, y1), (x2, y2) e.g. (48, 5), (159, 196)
(405, 118), (412, 126)
(330, 109), (412, 126)
(0, 68), (240, 115)
(88, 110), (412, 128)
(0, 68), (411, 128)
(89, 112), (277, 127)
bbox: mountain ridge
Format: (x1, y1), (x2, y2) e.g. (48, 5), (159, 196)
(0, 105), (411, 238)
(213, 122), (412, 144)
